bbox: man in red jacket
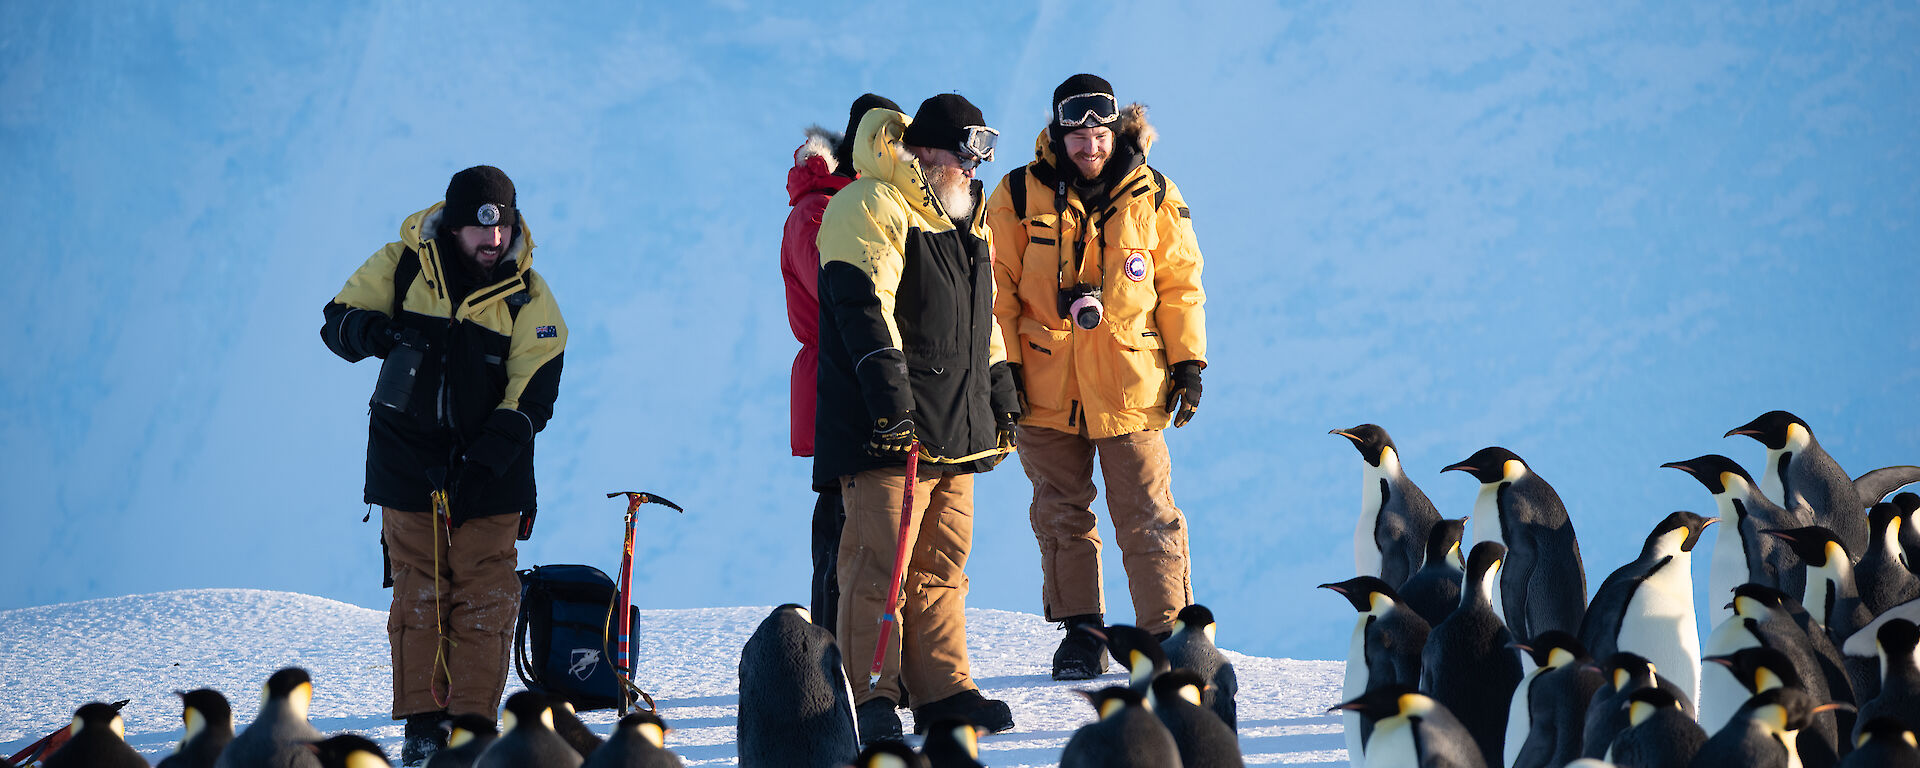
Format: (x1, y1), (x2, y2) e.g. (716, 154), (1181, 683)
(783, 93), (899, 634)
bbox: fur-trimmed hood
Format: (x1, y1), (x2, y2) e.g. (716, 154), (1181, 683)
(788, 125), (850, 206)
(1033, 102), (1157, 168)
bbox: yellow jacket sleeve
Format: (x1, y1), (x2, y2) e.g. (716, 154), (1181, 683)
(985, 176), (1026, 367)
(1151, 178), (1206, 366)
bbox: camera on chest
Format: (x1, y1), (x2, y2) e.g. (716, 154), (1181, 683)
(1057, 282), (1105, 330)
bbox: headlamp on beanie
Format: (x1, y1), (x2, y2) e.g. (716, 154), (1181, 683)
(443, 165), (518, 230)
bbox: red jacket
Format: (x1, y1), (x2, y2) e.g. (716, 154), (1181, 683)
(782, 137), (851, 457)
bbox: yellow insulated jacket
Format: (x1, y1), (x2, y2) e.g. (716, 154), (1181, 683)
(985, 104), (1206, 439)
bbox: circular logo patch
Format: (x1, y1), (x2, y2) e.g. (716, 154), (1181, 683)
(477, 203), (501, 226)
(1124, 251), (1149, 282)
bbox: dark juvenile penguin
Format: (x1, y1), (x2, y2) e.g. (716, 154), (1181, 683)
(216, 667), (325, 768)
(1161, 604), (1239, 731)
(1147, 670), (1245, 768)
(851, 741), (928, 768)
(1603, 687), (1707, 768)
(1581, 653), (1693, 760)
(307, 735), (392, 768)
(1506, 631), (1604, 768)
(1420, 540), (1522, 768)
(1321, 575), (1430, 759)
(1058, 687), (1183, 768)
(1843, 717), (1920, 768)
(1332, 685), (1487, 768)
(423, 714), (498, 768)
(1443, 447), (1587, 642)
(1334, 424), (1442, 588)
(1858, 502), (1920, 614)
(1100, 624), (1173, 692)
(160, 688), (236, 768)
(550, 699), (604, 760)
(1399, 517), (1468, 627)
(1728, 410), (1920, 558)
(1705, 646), (1841, 768)
(475, 691), (584, 768)
(1579, 510), (1715, 712)
(916, 719), (985, 768)
(1855, 619), (1920, 747)
(582, 712), (685, 768)
(1663, 455), (1810, 623)
(1693, 687), (1837, 768)
(42, 702), (149, 768)
(735, 604), (858, 768)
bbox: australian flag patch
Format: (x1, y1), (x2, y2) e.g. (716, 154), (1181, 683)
(535, 325), (557, 339)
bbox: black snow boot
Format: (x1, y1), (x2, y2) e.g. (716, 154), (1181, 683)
(1051, 614), (1109, 681)
(911, 689), (1015, 735)
(857, 696), (904, 746)
(400, 711), (450, 766)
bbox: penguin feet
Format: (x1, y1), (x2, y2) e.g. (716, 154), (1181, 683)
(857, 697), (905, 747)
(1051, 615), (1110, 680)
(399, 710), (450, 766)
(912, 689), (1014, 735)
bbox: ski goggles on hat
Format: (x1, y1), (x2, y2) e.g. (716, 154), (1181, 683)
(1055, 92), (1119, 128)
(956, 125), (998, 170)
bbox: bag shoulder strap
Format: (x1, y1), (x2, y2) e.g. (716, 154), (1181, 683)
(1009, 166), (1028, 220)
(1150, 167), (1168, 212)
(392, 246), (420, 318)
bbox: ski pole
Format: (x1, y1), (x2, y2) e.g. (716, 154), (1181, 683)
(605, 491), (683, 714)
(869, 441), (920, 691)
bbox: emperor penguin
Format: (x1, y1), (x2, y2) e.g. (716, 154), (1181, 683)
(1421, 540), (1523, 768)
(1603, 687), (1707, 768)
(1578, 510), (1715, 710)
(1331, 685), (1488, 768)
(1693, 687), (1838, 768)
(1443, 447), (1587, 642)
(306, 735), (392, 768)
(423, 714), (498, 768)
(1400, 517), (1468, 628)
(1320, 575), (1430, 759)
(549, 698), (604, 760)
(1857, 502), (1920, 614)
(1506, 631), (1604, 768)
(1161, 604), (1239, 731)
(1843, 717), (1920, 768)
(1147, 670), (1245, 768)
(159, 688), (236, 768)
(215, 666), (324, 768)
(475, 691), (584, 768)
(1662, 454), (1809, 622)
(1897, 493), (1920, 572)
(1855, 618), (1920, 747)
(1727, 410), (1920, 558)
(735, 604), (859, 768)
(1704, 646), (1842, 768)
(1766, 526), (1870, 642)
(42, 702), (149, 768)
(851, 741), (929, 768)
(1723, 584), (1856, 756)
(1580, 653), (1693, 760)
(1333, 424), (1443, 588)
(1058, 687), (1183, 768)
(1099, 624), (1173, 693)
(581, 712), (686, 768)
(916, 719), (986, 768)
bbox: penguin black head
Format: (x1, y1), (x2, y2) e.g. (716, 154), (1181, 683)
(1661, 455), (1756, 496)
(1080, 686), (1150, 720)
(1622, 687), (1686, 725)
(1442, 446), (1526, 484)
(1424, 518), (1468, 567)
(1512, 630), (1588, 669)
(177, 688), (233, 743)
(1704, 646), (1803, 694)
(306, 734), (391, 768)
(1726, 410), (1808, 451)
(70, 701), (128, 740)
(1763, 525), (1846, 567)
(1730, 583), (1790, 615)
(1317, 576), (1400, 613)
(1646, 510), (1717, 554)
(854, 739), (929, 768)
(1328, 684), (1435, 720)
(445, 713), (498, 748)
(1897, 492), (1919, 515)
(1737, 687), (1834, 734)
(919, 717), (985, 761)
(1173, 604), (1216, 631)
(1099, 624), (1170, 685)
(499, 691), (555, 734)
(1466, 540), (1507, 581)
(1877, 618), (1920, 657)
(1330, 424), (1397, 467)
(1871, 502), (1905, 537)
(262, 667), (314, 719)
(614, 711), (669, 748)
(1854, 716), (1920, 752)
(772, 602), (814, 623)
(1601, 652), (1659, 689)
(1148, 668), (1211, 710)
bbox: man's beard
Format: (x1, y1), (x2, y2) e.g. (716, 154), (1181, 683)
(924, 163), (975, 222)
(1074, 151), (1109, 180)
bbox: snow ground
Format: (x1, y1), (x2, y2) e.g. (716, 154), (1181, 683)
(0, 589), (1347, 766)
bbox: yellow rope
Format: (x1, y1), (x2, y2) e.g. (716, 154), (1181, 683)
(429, 489), (458, 709)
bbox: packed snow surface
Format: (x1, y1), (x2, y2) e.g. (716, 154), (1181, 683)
(0, 589), (1347, 766)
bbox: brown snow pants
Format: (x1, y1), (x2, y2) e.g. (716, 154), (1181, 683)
(1018, 426), (1192, 634)
(836, 466), (976, 708)
(383, 507), (520, 719)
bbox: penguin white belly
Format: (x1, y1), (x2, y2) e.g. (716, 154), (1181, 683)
(1357, 470), (1386, 579)
(1616, 555), (1701, 711)
(1362, 717), (1419, 768)
(1344, 617), (1370, 762)
(1504, 668), (1543, 768)
(1699, 616), (1762, 733)
(1761, 449), (1788, 510)
(1706, 519), (1744, 627)
(1472, 485), (1505, 618)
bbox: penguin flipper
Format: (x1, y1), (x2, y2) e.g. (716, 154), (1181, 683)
(1212, 662), (1238, 732)
(1856, 466), (1920, 507)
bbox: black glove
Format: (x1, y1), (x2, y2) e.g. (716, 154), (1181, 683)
(865, 413), (917, 458)
(1166, 361), (1203, 428)
(450, 410), (533, 521)
(1007, 362), (1029, 415)
(347, 310), (407, 360)
(997, 412), (1019, 451)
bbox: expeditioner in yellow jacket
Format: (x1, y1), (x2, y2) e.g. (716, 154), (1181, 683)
(985, 74), (1207, 680)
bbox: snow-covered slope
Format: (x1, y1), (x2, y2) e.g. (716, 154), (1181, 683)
(0, 589), (1347, 766)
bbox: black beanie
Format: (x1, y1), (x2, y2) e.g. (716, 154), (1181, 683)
(833, 93), (901, 175)
(442, 165), (518, 230)
(1050, 73), (1118, 140)
(901, 93), (987, 152)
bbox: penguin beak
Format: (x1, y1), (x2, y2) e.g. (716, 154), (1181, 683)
(1704, 656), (1733, 668)
(1763, 529), (1794, 543)
(1441, 462), (1474, 474)
(1509, 642), (1533, 654)
(1317, 583), (1347, 594)
(1726, 428), (1761, 438)
(1329, 429), (1360, 443)
(1661, 461), (1695, 474)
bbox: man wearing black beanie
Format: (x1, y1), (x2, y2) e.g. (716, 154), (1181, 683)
(815, 93), (1022, 743)
(320, 165), (567, 765)
(985, 75), (1209, 680)
(783, 93), (900, 637)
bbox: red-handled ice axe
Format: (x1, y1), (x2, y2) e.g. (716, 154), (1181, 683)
(606, 490), (683, 713)
(868, 443), (920, 691)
